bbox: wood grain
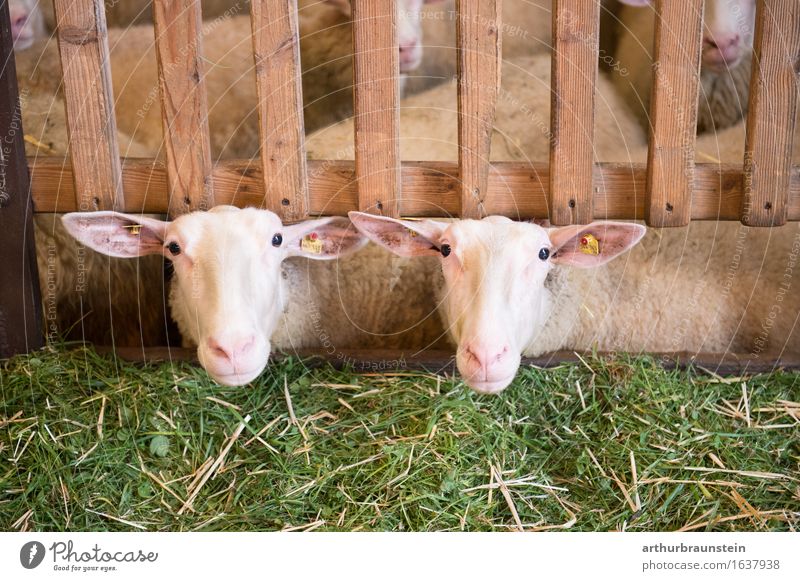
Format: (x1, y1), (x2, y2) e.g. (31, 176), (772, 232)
(251, 0), (309, 222)
(549, 0), (600, 225)
(456, 0), (502, 219)
(645, 0), (704, 227)
(152, 0), (215, 217)
(351, 0), (401, 217)
(742, 0), (800, 227)
(28, 157), (800, 222)
(52, 0), (123, 211)
(0, 3), (42, 357)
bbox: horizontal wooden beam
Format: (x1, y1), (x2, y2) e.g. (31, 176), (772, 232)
(97, 347), (800, 376)
(28, 156), (800, 222)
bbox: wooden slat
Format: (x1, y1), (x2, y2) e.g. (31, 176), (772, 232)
(29, 157), (800, 221)
(251, 0), (308, 222)
(456, 0), (502, 219)
(152, 0), (215, 217)
(351, 0), (400, 217)
(645, 0), (704, 227)
(741, 0), (800, 227)
(0, 3), (42, 357)
(549, 0), (600, 225)
(52, 0), (123, 211)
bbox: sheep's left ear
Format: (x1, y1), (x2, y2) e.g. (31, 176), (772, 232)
(283, 217), (368, 260)
(548, 222), (645, 268)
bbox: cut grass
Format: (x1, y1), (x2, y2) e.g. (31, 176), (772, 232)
(1, 344), (798, 531)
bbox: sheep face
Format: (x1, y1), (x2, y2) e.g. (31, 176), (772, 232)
(620, 0), (756, 73)
(62, 207), (367, 387)
(350, 212), (645, 395)
(9, 0), (46, 51)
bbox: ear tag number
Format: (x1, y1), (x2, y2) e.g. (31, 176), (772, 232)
(579, 234), (600, 255)
(301, 232), (323, 254)
(406, 228), (417, 238)
(124, 224), (142, 236)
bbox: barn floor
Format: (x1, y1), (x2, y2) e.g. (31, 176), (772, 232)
(1, 345), (798, 532)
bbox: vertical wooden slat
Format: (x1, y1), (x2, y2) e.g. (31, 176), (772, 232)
(645, 0), (704, 228)
(0, 2), (42, 357)
(549, 0), (600, 225)
(741, 0), (800, 227)
(352, 0), (400, 217)
(153, 0), (215, 217)
(53, 0), (123, 211)
(251, 0), (308, 221)
(456, 0), (502, 219)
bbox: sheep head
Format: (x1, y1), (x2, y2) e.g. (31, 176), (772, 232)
(62, 207), (367, 386)
(350, 212), (645, 395)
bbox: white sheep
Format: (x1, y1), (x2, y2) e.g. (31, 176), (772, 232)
(610, 0), (756, 132)
(59, 207), (448, 385)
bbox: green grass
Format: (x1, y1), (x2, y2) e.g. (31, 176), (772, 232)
(1, 345), (798, 532)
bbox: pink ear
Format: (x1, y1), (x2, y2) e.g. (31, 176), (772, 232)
(61, 212), (168, 258)
(549, 222), (645, 268)
(284, 217), (367, 260)
(348, 212), (446, 258)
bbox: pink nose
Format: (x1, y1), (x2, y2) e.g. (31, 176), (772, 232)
(465, 343), (511, 377)
(207, 335), (256, 366)
(703, 34), (742, 66)
(399, 41), (421, 69)
(10, 11), (28, 38)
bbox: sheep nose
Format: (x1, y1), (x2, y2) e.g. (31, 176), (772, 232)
(207, 335), (256, 364)
(10, 13), (28, 37)
(466, 343), (510, 374)
(705, 33), (741, 50)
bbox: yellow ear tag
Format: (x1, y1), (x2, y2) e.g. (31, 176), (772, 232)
(579, 233), (600, 255)
(301, 232), (323, 254)
(407, 228), (417, 238)
(125, 224), (142, 236)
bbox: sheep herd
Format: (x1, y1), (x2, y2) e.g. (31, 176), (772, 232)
(10, 0), (800, 393)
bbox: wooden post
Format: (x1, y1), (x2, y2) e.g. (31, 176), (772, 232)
(456, 0), (502, 219)
(645, 0), (704, 228)
(52, 0), (124, 211)
(741, 0), (800, 227)
(0, 1), (43, 357)
(352, 0), (401, 217)
(153, 0), (215, 217)
(251, 0), (308, 221)
(549, 0), (600, 225)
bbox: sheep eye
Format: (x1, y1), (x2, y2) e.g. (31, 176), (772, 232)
(272, 233), (283, 247)
(167, 242), (181, 256)
(538, 247), (550, 261)
(440, 243), (452, 257)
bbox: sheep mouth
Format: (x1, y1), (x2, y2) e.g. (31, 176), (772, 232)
(463, 376), (516, 395)
(209, 366), (265, 387)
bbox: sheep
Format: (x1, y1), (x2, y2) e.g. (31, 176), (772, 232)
(59, 207), (448, 385)
(105, 0), (443, 156)
(308, 53), (648, 162)
(308, 53), (799, 394)
(610, 0), (756, 133)
(7, 0), (46, 51)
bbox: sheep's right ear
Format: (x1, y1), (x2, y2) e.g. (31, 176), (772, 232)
(61, 211), (168, 258)
(348, 211), (447, 258)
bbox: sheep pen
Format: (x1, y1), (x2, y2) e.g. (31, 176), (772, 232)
(1, 0), (799, 534)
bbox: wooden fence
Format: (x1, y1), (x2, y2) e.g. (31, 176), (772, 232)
(1, 0), (799, 359)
